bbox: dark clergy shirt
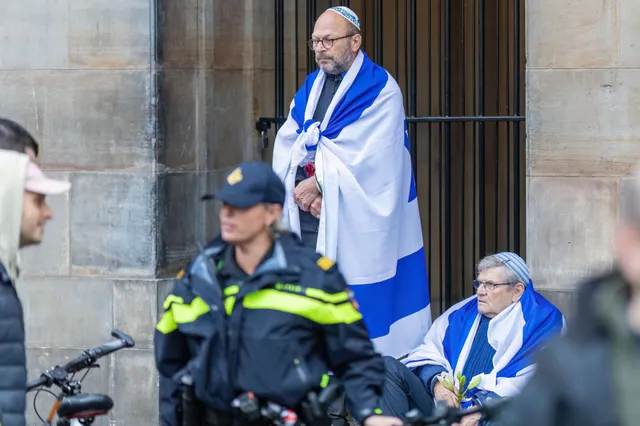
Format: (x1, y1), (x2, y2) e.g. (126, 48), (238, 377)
(296, 72), (345, 248)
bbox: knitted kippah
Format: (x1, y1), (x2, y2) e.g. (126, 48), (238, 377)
(327, 6), (361, 31)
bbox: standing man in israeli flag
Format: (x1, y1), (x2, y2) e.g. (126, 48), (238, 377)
(272, 6), (431, 359)
(381, 253), (564, 425)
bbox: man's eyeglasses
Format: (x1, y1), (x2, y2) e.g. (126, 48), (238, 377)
(308, 34), (355, 50)
(473, 280), (513, 292)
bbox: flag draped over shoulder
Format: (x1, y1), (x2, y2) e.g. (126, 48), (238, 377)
(402, 283), (565, 397)
(272, 50), (431, 357)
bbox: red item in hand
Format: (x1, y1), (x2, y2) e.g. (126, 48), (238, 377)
(304, 162), (316, 177)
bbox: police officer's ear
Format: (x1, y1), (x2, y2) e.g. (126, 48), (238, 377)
(265, 203), (282, 217)
(265, 203), (285, 239)
(264, 203), (283, 226)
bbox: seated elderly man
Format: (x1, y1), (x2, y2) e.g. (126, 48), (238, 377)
(380, 252), (565, 426)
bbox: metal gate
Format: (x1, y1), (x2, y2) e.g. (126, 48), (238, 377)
(256, 0), (525, 316)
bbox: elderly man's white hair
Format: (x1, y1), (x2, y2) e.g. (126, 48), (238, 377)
(477, 251), (532, 286)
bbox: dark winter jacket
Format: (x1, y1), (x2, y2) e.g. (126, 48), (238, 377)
(0, 150), (30, 426)
(0, 262), (27, 426)
(495, 269), (632, 426)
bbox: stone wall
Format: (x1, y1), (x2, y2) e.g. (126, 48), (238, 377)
(526, 0), (640, 318)
(0, 1), (271, 424)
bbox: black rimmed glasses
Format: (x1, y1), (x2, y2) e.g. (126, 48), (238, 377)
(473, 280), (513, 292)
(308, 34), (356, 50)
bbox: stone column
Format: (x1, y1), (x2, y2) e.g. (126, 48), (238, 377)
(526, 0), (639, 317)
(0, 1), (161, 424)
(0, 0), (270, 424)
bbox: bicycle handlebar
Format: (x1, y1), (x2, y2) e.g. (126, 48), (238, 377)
(27, 329), (135, 392)
(26, 376), (48, 391)
(61, 330), (134, 373)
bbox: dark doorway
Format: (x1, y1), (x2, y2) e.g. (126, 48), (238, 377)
(256, 0), (526, 316)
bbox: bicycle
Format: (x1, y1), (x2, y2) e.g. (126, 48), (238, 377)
(26, 329), (135, 426)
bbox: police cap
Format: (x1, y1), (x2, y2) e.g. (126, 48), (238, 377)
(201, 162), (285, 208)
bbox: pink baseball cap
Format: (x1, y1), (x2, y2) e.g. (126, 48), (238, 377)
(24, 161), (71, 195)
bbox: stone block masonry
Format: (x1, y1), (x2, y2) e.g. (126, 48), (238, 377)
(1, 0), (273, 424)
(526, 0), (640, 320)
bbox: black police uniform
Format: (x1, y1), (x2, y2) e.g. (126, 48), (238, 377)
(154, 162), (386, 426)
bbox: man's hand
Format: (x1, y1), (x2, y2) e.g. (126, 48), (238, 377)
(453, 412), (481, 426)
(433, 381), (459, 408)
(363, 415), (403, 426)
(294, 177), (320, 211)
(309, 195), (322, 218)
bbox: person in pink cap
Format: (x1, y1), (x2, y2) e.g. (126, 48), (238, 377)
(0, 149), (70, 426)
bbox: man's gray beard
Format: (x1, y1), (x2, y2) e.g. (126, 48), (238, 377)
(320, 52), (353, 75)
(332, 52), (353, 74)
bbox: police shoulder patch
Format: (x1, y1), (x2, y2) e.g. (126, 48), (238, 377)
(316, 256), (335, 271)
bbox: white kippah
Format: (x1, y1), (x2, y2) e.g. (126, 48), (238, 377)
(327, 6), (361, 31)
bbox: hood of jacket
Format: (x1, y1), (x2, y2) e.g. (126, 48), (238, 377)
(0, 150), (29, 282)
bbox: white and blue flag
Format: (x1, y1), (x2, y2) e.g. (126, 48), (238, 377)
(272, 50), (431, 357)
(402, 275), (565, 397)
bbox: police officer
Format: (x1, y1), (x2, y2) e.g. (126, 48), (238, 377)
(154, 162), (402, 426)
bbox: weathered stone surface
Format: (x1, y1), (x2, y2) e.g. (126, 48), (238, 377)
(538, 289), (577, 321)
(70, 173), (155, 276)
(527, 177), (618, 290)
(113, 280), (158, 349)
(527, 69), (640, 176)
(156, 279), (175, 317)
(0, 0), (150, 70)
(207, 70), (261, 170)
(157, 172), (200, 276)
(620, 0), (640, 67)
(111, 350), (158, 426)
(68, 0), (151, 69)
(158, 69), (199, 171)
(254, 69), (277, 121)
(159, 0), (200, 69)
(0, 70), (153, 171)
(211, 1), (252, 70)
(26, 348), (111, 426)
(20, 172), (71, 277)
(250, 0), (284, 72)
(620, 176), (640, 223)
(20, 278), (114, 348)
(157, 170), (226, 269)
(202, 170), (228, 241)
(527, 0), (619, 68)
(0, 1), (71, 70)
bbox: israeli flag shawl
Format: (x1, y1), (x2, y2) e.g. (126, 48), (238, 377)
(402, 283), (565, 397)
(272, 50), (431, 357)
